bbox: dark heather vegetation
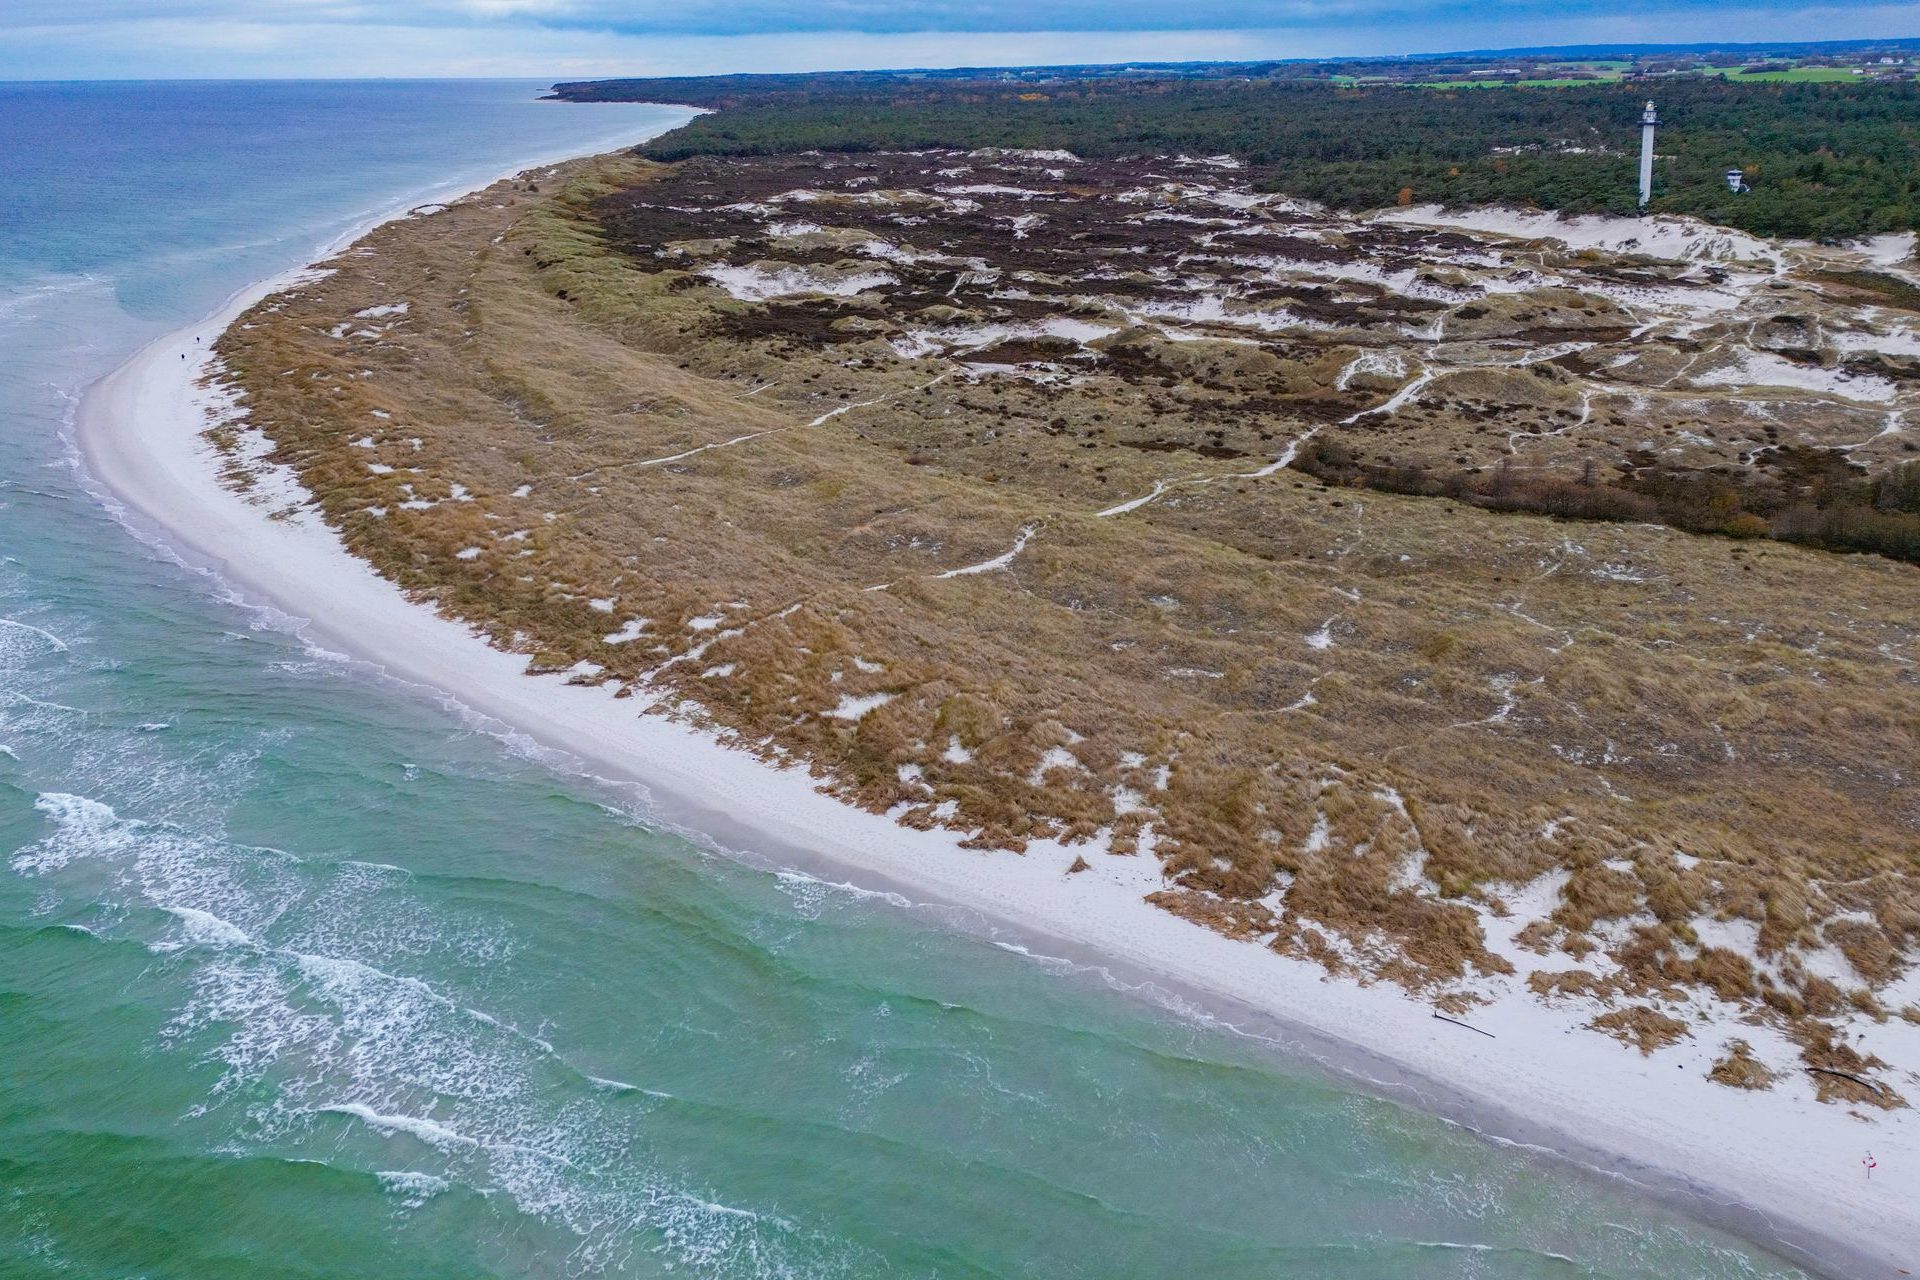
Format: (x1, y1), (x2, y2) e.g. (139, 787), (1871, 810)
(1296, 442), (1920, 563)
(559, 71), (1920, 239)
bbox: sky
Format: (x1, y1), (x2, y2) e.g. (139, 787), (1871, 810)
(2, 0), (1917, 79)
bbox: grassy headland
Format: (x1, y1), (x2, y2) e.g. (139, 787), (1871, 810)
(208, 148), (1919, 1103)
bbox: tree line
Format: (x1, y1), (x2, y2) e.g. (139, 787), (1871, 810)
(564, 73), (1920, 240)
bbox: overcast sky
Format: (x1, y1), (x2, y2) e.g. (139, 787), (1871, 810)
(4, 1), (1917, 79)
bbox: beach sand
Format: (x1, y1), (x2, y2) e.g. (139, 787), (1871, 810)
(74, 155), (1920, 1280)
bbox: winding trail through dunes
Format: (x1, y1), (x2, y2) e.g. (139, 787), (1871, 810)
(1095, 480), (1172, 518)
(569, 371), (954, 482)
(1089, 356), (1528, 517)
(627, 427), (787, 470)
(1093, 416), (1333, 519)
(1836, 408), (1906, 452)
(807, 372), (954, 427)
(1245, 425), (1325, 478)
(807, 386), (911, 427)
(1343, 365), (1438, 425)
(933, 522), (1041, 578)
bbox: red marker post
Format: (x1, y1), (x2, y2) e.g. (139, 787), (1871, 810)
(1863, 1151), (1877, 1179)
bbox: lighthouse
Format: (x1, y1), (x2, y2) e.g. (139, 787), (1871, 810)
(1638, 100), (1659, 210)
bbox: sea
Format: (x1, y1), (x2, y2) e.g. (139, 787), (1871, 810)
(0, 79), (1815, 1279)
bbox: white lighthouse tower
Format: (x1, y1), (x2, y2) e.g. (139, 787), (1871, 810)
(1637, 99), (1659, 210)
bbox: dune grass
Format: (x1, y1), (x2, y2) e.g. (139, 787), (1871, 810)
(208, 150), (1920, 1095)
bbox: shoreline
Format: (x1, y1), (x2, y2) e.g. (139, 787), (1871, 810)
(72, 146), (1917, 1279)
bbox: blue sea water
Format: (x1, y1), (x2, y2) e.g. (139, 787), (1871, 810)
(0, 79), (1819, 1278)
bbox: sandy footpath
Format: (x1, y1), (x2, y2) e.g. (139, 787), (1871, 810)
(74, 155), (1919, 1279)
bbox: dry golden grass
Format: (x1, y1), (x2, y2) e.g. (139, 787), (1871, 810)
(208, 151), (1920, 1095)
(1708, 1039), (1777, 1090)
(1590, 1004), (1693, 1055)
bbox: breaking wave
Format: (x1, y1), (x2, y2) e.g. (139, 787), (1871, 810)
(11, 789), (870, 1277)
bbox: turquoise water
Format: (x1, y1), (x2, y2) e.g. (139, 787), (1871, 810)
(0, 81), (1815, 1278)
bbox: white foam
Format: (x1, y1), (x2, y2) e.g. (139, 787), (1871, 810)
(324, 1103), (475, 1151)
(164, 905), (254, 949)
(12, 792), (122, 873)
(376, 1170), (450, 1205)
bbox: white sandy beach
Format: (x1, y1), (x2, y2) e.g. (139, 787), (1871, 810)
(75, 159), (1920, 1279)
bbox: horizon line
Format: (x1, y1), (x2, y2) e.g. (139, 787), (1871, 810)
(6, 30), (1920, 86)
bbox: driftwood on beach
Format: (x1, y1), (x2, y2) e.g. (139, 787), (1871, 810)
(1432, 1011), (1496, 1039)
(1806, 1066), (1888, 1097)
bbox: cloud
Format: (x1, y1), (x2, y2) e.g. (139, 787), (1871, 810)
(2, 1), (1916, 78)
(12, 0), (1918, 35)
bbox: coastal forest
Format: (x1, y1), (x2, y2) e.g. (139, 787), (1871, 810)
(557, 73), (1920, 240)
